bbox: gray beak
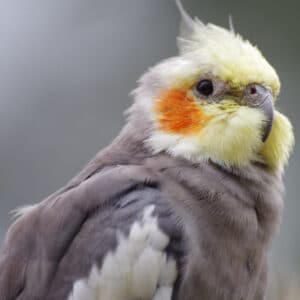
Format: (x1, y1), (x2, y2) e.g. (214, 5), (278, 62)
(242, 84), (274, 142)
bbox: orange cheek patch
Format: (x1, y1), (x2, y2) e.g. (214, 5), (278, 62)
(154, 89), (211, 135)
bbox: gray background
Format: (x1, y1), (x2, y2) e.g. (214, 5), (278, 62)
(0, 0), (299, 277)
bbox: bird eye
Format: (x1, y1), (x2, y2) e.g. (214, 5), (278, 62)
(196, 80), (214, 97)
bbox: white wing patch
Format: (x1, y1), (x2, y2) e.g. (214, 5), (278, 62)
(68, 205), (177, 300)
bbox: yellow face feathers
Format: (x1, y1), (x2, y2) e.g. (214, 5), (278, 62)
(151, 96), (263, 167)
(150, 88), (294, 171)
(140, 2), (294, 172)
(261, 112), (295, 171)
(198, 101), (266, 167)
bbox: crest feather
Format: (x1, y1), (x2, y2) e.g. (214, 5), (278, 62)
(175, 0), (196, 37)
(228, 15), (235, 34)
(174, 0), (280, 98)
(175, 0), (240, 56)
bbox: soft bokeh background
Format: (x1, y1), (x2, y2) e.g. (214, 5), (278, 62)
(0, 0), (299, 288)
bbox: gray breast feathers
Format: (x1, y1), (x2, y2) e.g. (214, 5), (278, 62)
(0, 154), (284, 300)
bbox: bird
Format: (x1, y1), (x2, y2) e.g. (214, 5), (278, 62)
(0, 1), (295, 299)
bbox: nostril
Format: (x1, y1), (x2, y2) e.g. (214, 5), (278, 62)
(250, 86), (257, 95)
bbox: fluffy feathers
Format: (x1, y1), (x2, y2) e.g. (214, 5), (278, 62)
(261, 111), (295, 171)
(176, 0), (280, 95)
(131, 1), (294, 171)
(147, 104), (266, 167)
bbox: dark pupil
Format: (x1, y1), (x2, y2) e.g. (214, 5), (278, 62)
(197, 80), (214, 96)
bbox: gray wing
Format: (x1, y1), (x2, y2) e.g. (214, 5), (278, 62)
(0, 165), (184, 300)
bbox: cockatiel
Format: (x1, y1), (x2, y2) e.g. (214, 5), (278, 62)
(0, 1), (295, 299)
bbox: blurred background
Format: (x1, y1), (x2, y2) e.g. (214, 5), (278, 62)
(0, 0), (299, 295)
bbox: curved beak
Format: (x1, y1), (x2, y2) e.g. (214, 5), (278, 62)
(259, 94), (274, 142)
(243, 84), (274, 142)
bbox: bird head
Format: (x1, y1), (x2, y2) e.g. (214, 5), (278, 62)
(130, 0), (294, 172)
